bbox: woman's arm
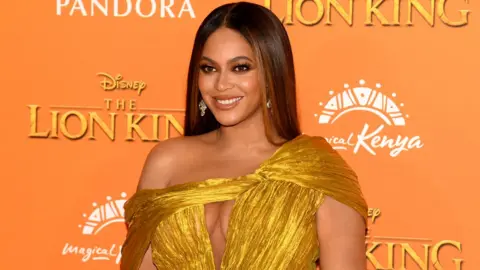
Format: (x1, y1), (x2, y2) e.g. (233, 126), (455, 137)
(130, 139), (183, 270)
(316, 196), (366, 270)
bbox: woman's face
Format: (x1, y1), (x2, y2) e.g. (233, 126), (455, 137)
(198, 27), (263, 127)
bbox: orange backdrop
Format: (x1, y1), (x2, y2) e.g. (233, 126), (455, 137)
(1, 0), (479, 269)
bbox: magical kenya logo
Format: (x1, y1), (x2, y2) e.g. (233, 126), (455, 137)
(62, 192), (128, 264)
(315, 79), (424, 157)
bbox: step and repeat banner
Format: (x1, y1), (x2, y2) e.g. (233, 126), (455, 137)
(1, 0), (479, 269)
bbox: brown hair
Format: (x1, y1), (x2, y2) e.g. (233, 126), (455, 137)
(183, 2), (301, 144)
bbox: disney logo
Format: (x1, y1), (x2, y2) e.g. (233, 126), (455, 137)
(97, 72), (146, 96)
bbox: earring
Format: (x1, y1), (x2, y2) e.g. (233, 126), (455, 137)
(199, 100), (207, 116)
(266, 99), (272, 109)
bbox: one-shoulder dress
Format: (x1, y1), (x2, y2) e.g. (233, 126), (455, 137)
(120, 135), (368, 269)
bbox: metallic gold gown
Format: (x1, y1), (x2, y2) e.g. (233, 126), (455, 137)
(120, 135), (368, 269)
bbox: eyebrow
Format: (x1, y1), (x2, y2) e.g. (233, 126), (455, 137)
(201, 56), (253, 64)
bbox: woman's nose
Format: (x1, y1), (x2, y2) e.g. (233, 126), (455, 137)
(215, 72), (234, 91)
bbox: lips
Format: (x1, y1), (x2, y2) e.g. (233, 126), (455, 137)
(216, 97), (242, 104)
(212, 96), (243, 110)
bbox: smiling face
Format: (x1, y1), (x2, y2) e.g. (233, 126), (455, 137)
(198, 27), (264, 127)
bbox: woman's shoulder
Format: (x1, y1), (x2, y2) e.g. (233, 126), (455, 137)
(136, 132), (217, 190)
(291, 134), (352, 168)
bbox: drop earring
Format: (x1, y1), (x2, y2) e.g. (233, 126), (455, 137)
(265, 84), (272, 109)
(199, 100), (207, 117)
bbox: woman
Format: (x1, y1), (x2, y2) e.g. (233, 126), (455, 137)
(121, 2), (368, 270)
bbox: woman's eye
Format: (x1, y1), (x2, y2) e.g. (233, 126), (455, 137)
(234, 64), (250, 72)
(200, 65), (215, 73)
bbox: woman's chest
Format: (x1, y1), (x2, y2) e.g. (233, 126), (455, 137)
(170, 158), (265, 238)
(204, 200), (234, 240)
(151, 180), (322, 269)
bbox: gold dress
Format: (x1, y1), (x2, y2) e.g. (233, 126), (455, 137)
(120, 135), (368, 270)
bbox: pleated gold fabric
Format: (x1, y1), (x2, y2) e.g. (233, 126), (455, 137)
(120, 135), (368, 270)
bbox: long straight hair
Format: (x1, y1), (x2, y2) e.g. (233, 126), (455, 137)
(183, 2), (301, 144)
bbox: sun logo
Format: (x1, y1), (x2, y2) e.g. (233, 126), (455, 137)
(79, 192), (127, 235)
(315, 79), (408, 126)
(313, 79), (423, 157)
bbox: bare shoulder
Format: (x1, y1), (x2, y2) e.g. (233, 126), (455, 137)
(136, 133), (215, 191)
